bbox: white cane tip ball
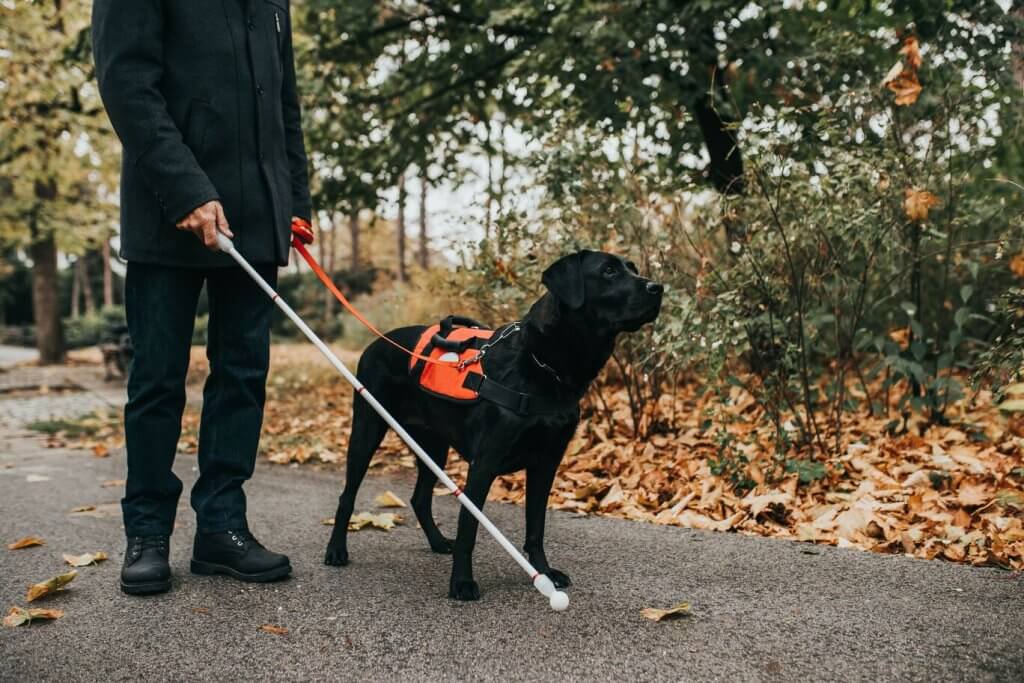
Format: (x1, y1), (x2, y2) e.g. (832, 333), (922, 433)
(550, 591), (569, 611)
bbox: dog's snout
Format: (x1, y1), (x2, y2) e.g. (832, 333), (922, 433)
(646, 281), (664, 295)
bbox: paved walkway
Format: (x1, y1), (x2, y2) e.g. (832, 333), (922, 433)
(0, 360), (123, 428)
(0, 428), (1022, 681)
(0, 345), (38, 368)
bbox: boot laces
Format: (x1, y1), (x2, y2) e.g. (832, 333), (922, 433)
(227, 529), (262, 549)
(129, 535), (167, 557)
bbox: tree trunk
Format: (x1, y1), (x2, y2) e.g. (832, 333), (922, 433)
(690, 25), (745, 199)
(348, 212), (359, 270)
(396, 172), (407, 283)
(70, 258), (81, 319)
(30, 233), (65, 364)
(485, 120), (494, 242)
(418, 170), (429, 269)
(80, 254), (96, 315)
(1013, 6), (1024, 93)
(496, 118), (508, 251)
(101, 239), (114, 308)
(321, 216), (335, 324)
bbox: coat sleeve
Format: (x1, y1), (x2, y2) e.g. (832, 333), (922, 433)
(280, 4), (313, 222)
(92, 0), (219, 224)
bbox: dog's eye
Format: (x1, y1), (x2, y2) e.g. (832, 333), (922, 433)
(603, 263), (618, 276)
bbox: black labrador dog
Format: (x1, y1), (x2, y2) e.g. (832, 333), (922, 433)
(324, 249), (663, 600)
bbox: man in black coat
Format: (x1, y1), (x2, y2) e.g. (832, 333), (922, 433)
(93, 0), (311, 595)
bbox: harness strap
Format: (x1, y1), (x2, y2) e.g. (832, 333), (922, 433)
(461, 373), (578, 416)
(291, 237), (458, 367)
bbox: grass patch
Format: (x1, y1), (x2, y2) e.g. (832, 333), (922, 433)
(27, 410), (122, 442)
(27, 417), (102, 438)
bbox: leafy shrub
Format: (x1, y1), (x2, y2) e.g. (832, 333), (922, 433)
(63, 306), (126, 349)
(443, 11), (1022, 456)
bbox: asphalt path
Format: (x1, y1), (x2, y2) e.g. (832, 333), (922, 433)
(1, 431), (1022, 682)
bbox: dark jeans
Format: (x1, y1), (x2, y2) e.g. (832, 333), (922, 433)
(122, 261), (277, 537)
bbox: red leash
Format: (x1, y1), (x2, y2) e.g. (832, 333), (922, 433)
(289, 219), (458, 367)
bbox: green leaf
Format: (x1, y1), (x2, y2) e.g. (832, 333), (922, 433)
(785, 458), (827, 484)
(954, 307), (970, 330)
(960, 285), (973, 303)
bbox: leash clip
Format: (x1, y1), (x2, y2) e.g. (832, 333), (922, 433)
(456, 321), (520, 370)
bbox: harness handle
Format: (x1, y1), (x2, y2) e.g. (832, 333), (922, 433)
(439, 315), (487, 335)
(431, 315), (490, 353)
(290, 226), (458, 368)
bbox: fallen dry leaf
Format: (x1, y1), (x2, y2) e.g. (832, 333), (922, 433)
(69, 505), (96, 514)
(3, 606), (64, 628)
(26, 570), (77, 602)
(259, 624), (288, 635)
(374, 490), (407, 508)
(348, 512), (402, 531)
(318, 449), (343, 464)
(101, 479), (126, 488)
(191, 607), (210, 615)
(7, 536), (44, 550)
(958, 483), (992, 508)
(320, 517), (335, 526)
(91, 444), (109, 458)
(641, 602), (691, 622)
(63, 552), (108, 568)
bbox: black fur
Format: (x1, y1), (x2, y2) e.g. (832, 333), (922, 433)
(323, 250), (663, 601)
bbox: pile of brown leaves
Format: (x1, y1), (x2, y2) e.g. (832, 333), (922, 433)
(45, 345), (1023, 571)
(487, 383), (1024, 571)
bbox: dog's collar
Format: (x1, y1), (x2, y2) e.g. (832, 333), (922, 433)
(531, 353), (565, 385)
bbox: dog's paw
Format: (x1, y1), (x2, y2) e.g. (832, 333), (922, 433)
(545, 569), (571, 588)
(448, 578), (481, 601)
(324, 546), (349, 566)
(428, 535), (454, 554)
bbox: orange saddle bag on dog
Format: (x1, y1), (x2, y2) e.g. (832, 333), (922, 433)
(409, 316), (494, 402)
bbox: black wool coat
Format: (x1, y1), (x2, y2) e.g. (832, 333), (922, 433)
(92, 0), (312, 267)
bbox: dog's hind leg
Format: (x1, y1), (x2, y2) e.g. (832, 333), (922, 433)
(407, 428), (453, 554)
(324, 390), (389, 567)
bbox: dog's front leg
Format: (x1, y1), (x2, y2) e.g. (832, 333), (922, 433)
(448, 465), (497, 601)
(524, 460), (571, 589)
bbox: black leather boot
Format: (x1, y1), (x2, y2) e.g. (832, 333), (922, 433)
(191, 529), (291, 582)
(120, 535), (171, 595)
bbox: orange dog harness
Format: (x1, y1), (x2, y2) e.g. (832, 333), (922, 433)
(409, 317), (496, 402)
(407, 317), (577, 416)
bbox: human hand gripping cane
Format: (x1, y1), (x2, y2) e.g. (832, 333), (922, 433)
(215, 219), (570, 612)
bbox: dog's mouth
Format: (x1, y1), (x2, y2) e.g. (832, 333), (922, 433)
(616, 299), (662, 331)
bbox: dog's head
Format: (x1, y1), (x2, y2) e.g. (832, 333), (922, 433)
(539, 249), (663, 335)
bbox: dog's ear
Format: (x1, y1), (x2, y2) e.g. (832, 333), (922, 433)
(542, 251), (586, 310)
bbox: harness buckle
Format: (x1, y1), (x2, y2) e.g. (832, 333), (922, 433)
(457, 351), (484, 371)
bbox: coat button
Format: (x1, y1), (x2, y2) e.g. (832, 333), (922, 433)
(257, 83), (264, 96)
(247, 20), (255, 31)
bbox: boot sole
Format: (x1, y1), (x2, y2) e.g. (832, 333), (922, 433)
(120, 579), (171, 596)
(190, 559), (292, 583)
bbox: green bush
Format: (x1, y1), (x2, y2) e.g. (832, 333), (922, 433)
(63, 306), (126, 349)
(441, 12), (1022, 456)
